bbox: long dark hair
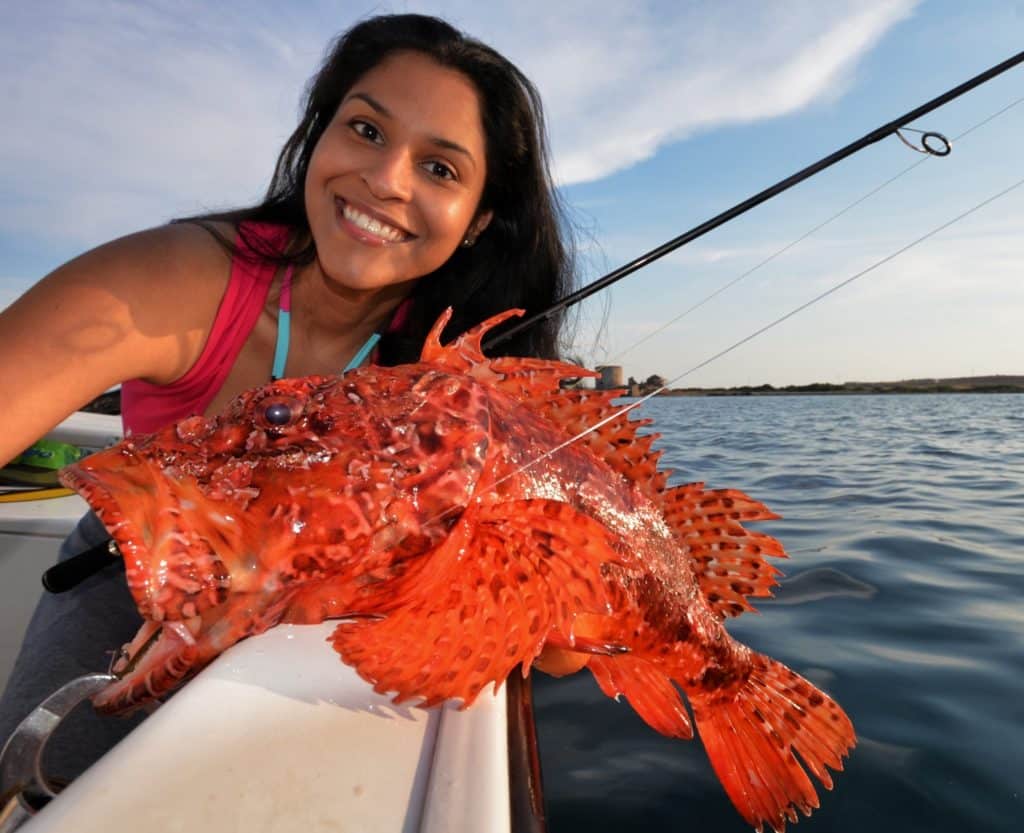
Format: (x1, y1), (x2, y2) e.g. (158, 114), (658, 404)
(181, 14), (574, 363)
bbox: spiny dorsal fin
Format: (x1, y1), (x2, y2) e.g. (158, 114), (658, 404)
(662, 484), (787, 619)
(419, 308), (598, 393)
(422, 309), (663, 495)
(419, 307), (511, 368)
(536, 389), (669, 500)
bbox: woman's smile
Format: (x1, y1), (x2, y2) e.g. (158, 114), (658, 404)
(335, 197), (415, 246)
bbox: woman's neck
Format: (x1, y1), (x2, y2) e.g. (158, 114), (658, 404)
(283, 259), (412, 371)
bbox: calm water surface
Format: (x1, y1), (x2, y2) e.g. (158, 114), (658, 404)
(533, 393), (1023, 833)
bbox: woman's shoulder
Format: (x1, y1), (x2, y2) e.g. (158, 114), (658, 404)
(71, 221), (236, 303)
(5, 221), (240, 386)
(0, 221), (239, 465)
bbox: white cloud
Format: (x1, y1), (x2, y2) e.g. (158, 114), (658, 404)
(0, 2), (319, 247)
(494, 0), (920, 184)
(0, 0), (917, 252)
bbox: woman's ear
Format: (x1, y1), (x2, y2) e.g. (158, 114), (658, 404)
(472, 209), (493, 237)
(462, 210), (494, 247)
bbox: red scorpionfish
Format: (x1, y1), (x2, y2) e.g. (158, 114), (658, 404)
(62, 309), (855, 832)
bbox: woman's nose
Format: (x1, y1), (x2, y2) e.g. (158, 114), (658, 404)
(362, 147), (414, 201)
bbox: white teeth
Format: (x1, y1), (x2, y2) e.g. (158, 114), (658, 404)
(164, 620), (197, 647)
(342, 203), (407, 242)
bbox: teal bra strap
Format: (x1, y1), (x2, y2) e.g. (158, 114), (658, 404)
(344, 332), (381, 372)
(271, 266), (381, 380)
(270, 307), (291, 381)
(270, 266), (294, 381)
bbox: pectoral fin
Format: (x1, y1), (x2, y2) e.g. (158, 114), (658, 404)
(330, 498), (621, 707)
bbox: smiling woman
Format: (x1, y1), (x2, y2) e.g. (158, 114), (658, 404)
(0, 12), (575, 786)
(303, 51), (494, 293)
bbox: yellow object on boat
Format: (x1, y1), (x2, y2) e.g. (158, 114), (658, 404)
(0, 487), (75, 503)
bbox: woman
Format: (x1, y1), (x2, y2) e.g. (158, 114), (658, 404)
(0, 13), (575, 780)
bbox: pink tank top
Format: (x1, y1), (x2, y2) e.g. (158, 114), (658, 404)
(121, 223), (289, 435)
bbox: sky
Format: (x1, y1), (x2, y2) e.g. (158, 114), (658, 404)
(1, 0), (1022, 387)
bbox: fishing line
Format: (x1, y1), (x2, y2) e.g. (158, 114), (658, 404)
(48, 175), (1023, 596)
(608, 92), (1024, 365)
(475, 172), (1024, 500)
(49, 66), (1024, 591)
(483, 49), (1024, 352)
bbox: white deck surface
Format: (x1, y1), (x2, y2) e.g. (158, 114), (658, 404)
(21, 624), (510, 833)
(3, 412), (513, 832)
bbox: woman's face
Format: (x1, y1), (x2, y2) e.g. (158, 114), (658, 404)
(304, 50), (492, 293)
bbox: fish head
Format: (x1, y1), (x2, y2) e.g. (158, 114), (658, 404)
(61, 367), (494, 711)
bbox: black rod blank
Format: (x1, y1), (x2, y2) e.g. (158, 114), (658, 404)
(484, 50), (1024, 350)
(42, 542), (121, 593)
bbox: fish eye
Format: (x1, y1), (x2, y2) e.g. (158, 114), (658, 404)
(253, 390), (312, 434)
(264, 402), (293, 426)
(257, 395), (304, 429)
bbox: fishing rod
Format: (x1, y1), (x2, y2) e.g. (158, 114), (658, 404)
(41, 50), (1024, 595)
(484, 49), (1024, 350)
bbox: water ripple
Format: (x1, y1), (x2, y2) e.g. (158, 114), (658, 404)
(536, 393), (1024, 833)
(767, 567), (877, 605)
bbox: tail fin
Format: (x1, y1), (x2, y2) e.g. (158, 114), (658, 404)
(692, 653), (855, 833)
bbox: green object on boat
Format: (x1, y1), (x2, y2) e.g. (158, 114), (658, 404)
(12, 439), (84, 469)
(0, 439), (84, 486)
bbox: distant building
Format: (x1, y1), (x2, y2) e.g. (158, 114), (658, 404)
(627, 374), (668, 397)
(595, 365), (624, 390)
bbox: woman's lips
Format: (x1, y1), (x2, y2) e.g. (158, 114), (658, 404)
(335, 198), (414, 246)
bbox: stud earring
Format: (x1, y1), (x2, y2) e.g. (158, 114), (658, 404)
(461, 236), (475, 248)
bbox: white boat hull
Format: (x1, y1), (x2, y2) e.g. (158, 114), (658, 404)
(2, 412), (516, 832)
(21, 624), (510, 833)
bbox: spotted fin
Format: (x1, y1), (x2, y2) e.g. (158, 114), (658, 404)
(662, 484), (787, 619)
(422, 310), (669, 495)
(692, 653), (855, 833)
(329, 498), (621, 707)
(540, 388), (671, 497)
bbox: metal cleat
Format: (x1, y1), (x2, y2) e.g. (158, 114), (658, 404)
(0, 674), (115, 832)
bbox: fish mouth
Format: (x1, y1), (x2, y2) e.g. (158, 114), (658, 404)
(94, 617), (202, 714)
(60, 446), (238, 713)
(60, 446), (240, 622)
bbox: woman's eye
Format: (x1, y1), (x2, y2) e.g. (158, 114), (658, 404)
(350, 120), (382, 143)
(423, 161), (457, 181)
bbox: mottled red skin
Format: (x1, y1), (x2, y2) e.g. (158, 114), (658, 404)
(61, 309), (855, 833)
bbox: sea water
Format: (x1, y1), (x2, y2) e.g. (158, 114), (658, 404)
(534, 393), (1024, 833)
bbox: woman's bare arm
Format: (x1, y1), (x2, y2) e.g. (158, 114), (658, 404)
(0, 223), (231, 467)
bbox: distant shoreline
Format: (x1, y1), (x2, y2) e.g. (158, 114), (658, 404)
(613, 375), (1024, 398)
(657, 386), (1024, 397)
(82, 377), (1023, 414)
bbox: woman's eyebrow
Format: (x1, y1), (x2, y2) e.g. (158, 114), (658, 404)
(430, 136), (476, 167)
(346, 91), (392, 118)
(344, 91), (477, 168)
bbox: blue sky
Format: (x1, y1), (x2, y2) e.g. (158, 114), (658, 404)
(2, 0), (1021, 386)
